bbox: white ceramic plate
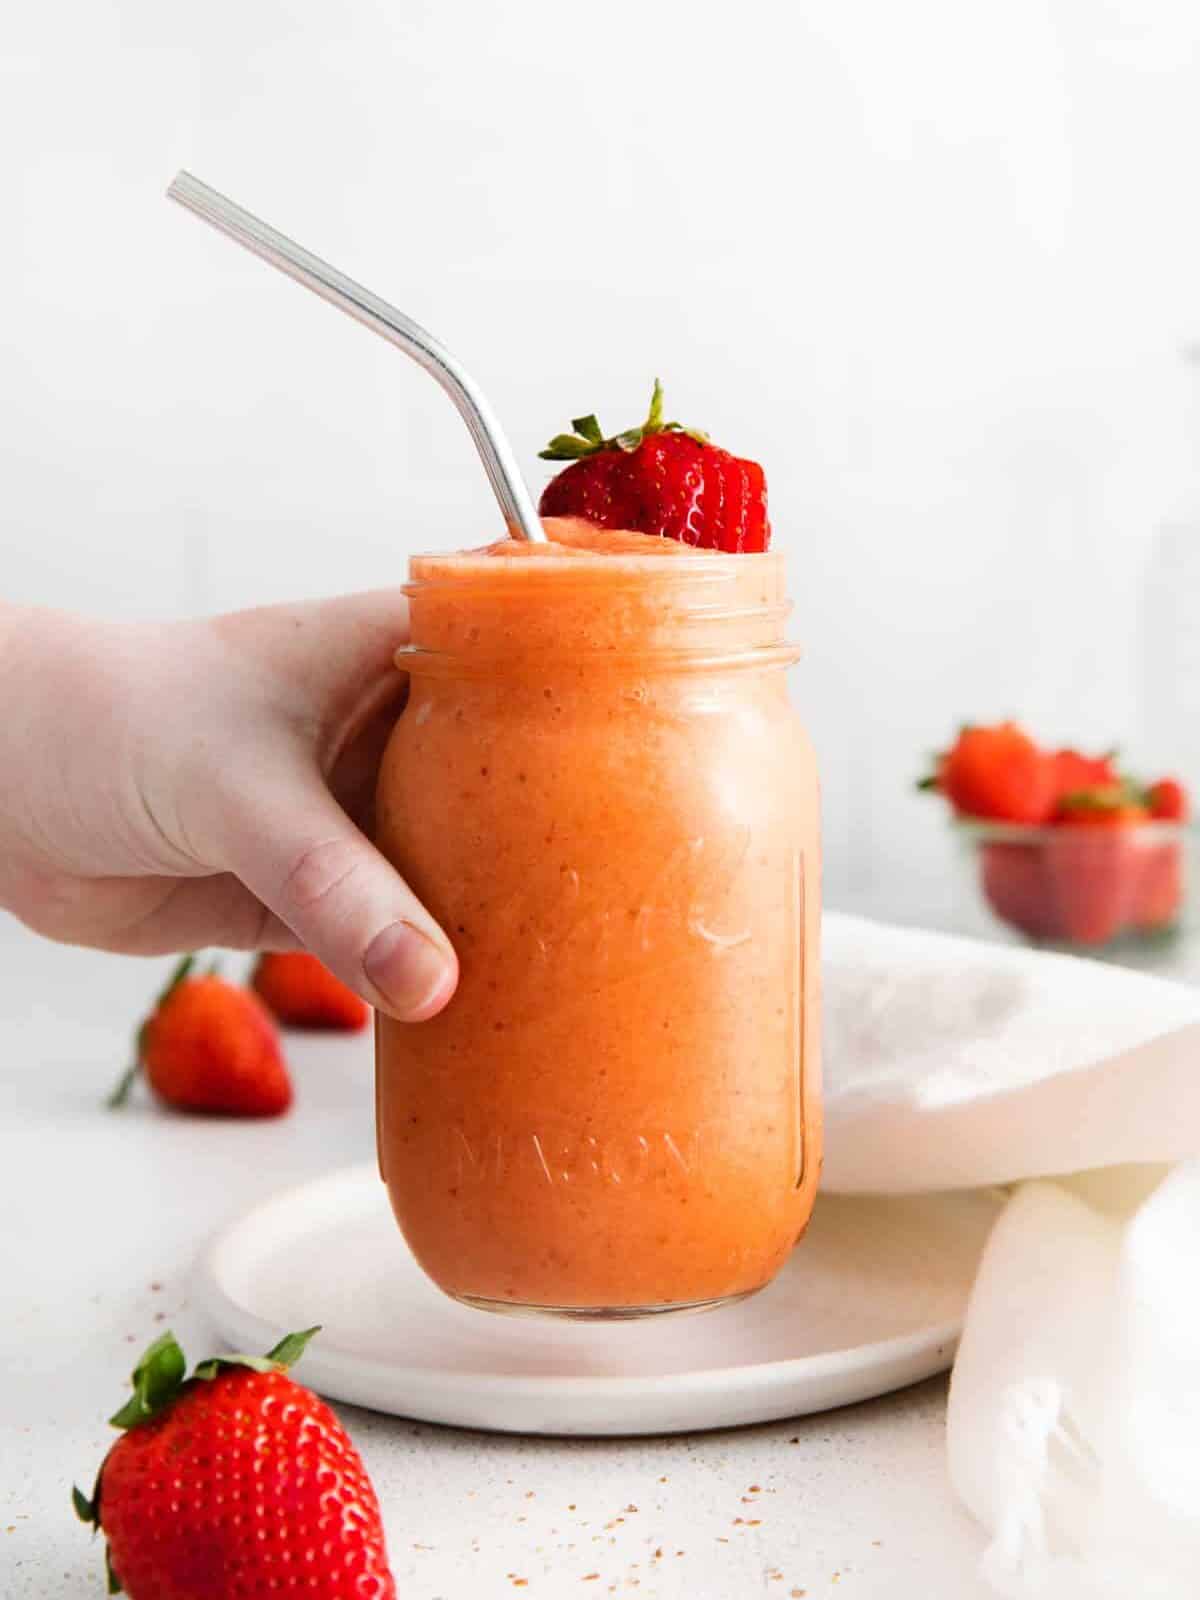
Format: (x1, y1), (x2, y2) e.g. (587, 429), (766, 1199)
(195, 1163), (1002, 1436)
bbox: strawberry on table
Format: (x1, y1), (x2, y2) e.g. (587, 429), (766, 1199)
(109, 955), (292, 1117)
(538, 380), (770, 552)
(921, 722), (1057, 824)
(252, 951), (371, 1032)
(74, 1327), (396, 1599)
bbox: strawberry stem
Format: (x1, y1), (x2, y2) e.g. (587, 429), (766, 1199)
(106, 1059), (140, 1111)
(106, 955), (197, 1110)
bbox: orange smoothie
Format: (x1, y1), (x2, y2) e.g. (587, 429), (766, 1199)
(375, 517), (821, 1315)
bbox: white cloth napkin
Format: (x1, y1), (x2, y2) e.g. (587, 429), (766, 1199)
(822, 913), (1200, 1598)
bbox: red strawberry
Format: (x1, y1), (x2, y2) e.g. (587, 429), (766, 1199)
(921, 722), (1057, 824)
(1134, 838), (1185, 931)
(251, 952), (370, 1032)
(109, 956), (292, 1117)
(1044, 826), (1141, 945)
(1052, 748), (1120, 812)
(979, 841), (1058, 940)
(1146, 777), (1189, 822)
(74, 1328), (395, 1599)
(538, 380), (770, 552)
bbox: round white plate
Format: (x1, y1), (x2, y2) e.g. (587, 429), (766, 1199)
(196, 1163), (1002, 1436)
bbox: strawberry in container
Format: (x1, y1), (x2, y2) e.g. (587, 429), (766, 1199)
(919, 722), (1190, 950)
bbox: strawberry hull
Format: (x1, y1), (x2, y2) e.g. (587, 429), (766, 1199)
(968, 823), (1187, 950)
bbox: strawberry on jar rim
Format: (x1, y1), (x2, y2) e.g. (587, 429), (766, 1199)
(74, 1327), (396, 1599)
(538, 380), (770, 552)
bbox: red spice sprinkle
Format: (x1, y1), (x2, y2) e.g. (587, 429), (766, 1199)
(748, 1485), (762, 1493)
(654, 1548), (663, 1559)
(624, 1504), (638, 1513)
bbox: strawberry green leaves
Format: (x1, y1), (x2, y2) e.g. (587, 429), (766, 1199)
(108, 1330), (188, 1429)
(193, 1325), (321, 1382)
(539, 379), (709, 461)
(571, 414), (604, 445)
(72, 1482), (99, 1526)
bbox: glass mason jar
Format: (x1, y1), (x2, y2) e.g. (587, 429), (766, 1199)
(375, 524), (821, 1318)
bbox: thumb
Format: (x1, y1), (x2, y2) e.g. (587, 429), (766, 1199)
(222, 762), (458, 1023)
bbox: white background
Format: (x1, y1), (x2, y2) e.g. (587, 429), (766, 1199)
(5, 0), (1200, 912)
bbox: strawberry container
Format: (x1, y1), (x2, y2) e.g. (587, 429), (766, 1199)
(957, 820), (1190, 953)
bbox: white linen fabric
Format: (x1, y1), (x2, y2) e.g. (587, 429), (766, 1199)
(821, 914), (1200, 1598)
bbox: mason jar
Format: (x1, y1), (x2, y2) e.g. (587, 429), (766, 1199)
(375, 519), (821, 1318)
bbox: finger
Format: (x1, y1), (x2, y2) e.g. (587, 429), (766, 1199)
(218, 763), (457, 1022)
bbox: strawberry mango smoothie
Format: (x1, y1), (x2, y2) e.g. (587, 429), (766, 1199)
(375, 517), (821, 1315)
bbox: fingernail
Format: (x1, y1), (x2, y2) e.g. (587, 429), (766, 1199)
(364, 921), (455, 1021)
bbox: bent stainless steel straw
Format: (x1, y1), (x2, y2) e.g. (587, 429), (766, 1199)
(166, 170), (546, 543)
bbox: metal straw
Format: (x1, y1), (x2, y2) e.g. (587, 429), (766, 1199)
(166, 170), (546, 543)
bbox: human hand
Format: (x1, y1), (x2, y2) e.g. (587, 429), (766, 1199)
(0, 593), (457, 1021)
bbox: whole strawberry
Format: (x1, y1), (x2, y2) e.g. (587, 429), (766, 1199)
(1146, 776), (1190, 822)
(538, 380), (770, 552)
(1051, 747), (1120, 813)
(920, 722), (1057, 824)
(251, 952), (370, 1032)
(110, 955), (292, 1117)
(74, 1328), (396, 1599)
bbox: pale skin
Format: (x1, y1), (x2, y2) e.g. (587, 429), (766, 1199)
(0, 594), (458, 1022)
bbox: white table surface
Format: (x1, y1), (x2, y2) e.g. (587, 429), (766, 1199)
(0, 915), (996, 1600)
